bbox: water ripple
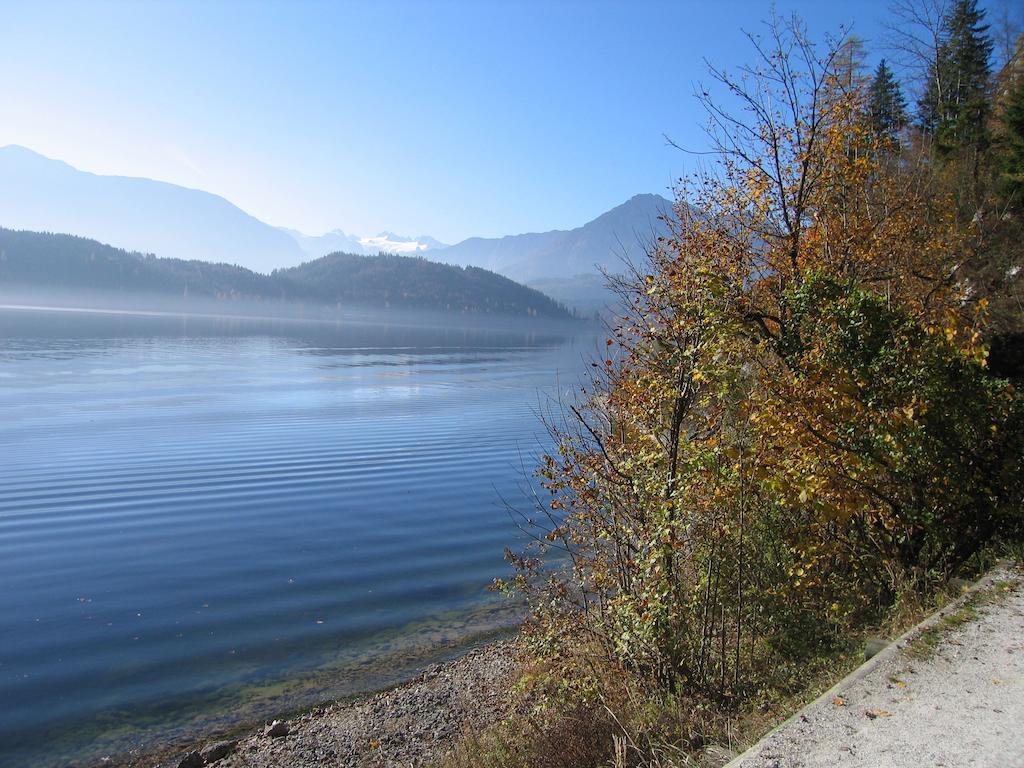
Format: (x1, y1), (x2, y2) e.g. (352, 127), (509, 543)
(0, 309), (589, 768)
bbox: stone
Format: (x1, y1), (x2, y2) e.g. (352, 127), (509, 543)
(265, 720), (289, 738)
(702, 744), (739, 762)
(200, 739), (238, 763)
(865, 637), (888, 660)
(176, 751), (204, 768)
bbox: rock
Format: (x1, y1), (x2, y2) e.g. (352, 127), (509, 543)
(702, 744), (739, 762)
(177, 751), (205, 768)
(265, 720), (289, 738)
(864, 638), (888, 660)
(200, 739), (238, 763)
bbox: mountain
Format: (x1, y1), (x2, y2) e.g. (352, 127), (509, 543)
(0, 227), (573, 319)
(284, 228), (448, 261)
(282, 228), (369, 260)
(526, 274), (614, 318)
(371, 232), (449, 252)
(0, 145), (304, 273)
(0, 143), (671, 313)
(438, 193), (674, 283)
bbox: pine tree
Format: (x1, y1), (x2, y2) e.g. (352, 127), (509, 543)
(919, 0), (994, 155)
(868, 59), (907, 142)
(996, 69), (1024, 206)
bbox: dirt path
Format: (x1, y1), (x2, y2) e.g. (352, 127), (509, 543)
(730, 566), (1024, 768)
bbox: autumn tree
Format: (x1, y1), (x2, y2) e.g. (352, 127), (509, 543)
(834, 34), (870, 89)
(503, 15), (1022, 730)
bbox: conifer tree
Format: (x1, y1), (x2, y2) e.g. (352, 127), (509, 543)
(868, 59), (908, 141)
(835, 35), (869, 90)
(996, 50), (1024, 206)
(919, 0), (994, 155)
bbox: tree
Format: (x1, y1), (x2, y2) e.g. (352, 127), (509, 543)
(991, 0), (1024, 71)
(502, 14), (1022, 718)
(919, 0), (994, 155)
(835, 35), (870, 90)
(995, 39), (1024, 206)
(868, 59), (908, 141)
(885, 0), (949, 131)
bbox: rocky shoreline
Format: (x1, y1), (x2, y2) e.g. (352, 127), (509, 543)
(124, 640), (518, 768)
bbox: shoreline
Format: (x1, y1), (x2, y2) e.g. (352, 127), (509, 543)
(102, 638), (519, 768)
(47, 597), (526, 768)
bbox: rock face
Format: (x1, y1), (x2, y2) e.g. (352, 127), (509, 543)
(206, 641), (518, 768)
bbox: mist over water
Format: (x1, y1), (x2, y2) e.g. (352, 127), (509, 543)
(0, 307), (594, 767)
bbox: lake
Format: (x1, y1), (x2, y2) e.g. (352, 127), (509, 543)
(0, 306), (592, 767)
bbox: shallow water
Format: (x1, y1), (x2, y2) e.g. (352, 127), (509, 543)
(0, 307), (591, 767)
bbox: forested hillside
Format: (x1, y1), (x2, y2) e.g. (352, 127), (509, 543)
(0, 228), (574, 319)
(276, 252), (566, 316)
(0, 228), (279, 298)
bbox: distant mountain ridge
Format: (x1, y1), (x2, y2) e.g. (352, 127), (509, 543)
(283, 227), (449, 261)
(0, 144), (674, 312)
(0, 228), (573, 319)
(0, 145), (458, 272)
(437, 193), (674, 283)
(0, 145), (305, 274)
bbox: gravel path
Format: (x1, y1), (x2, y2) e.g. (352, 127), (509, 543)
(730, 567), (1024, 768)
(152, 640), (518, 768)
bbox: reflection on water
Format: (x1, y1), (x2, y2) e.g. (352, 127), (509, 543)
(0, 307), (593, 767)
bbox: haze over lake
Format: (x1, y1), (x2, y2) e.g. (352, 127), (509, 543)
(0, 307), (591, 767)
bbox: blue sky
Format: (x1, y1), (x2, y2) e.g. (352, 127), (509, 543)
(0, 0), (1017, 242)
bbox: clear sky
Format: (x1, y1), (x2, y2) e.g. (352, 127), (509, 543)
(0, 0), (1017, 242)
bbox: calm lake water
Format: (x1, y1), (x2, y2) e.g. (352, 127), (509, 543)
(0, 306), (591, 767)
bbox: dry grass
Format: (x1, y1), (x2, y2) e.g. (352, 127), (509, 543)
(441, 702), (616, 768)
(437, 569), (1023, 768)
